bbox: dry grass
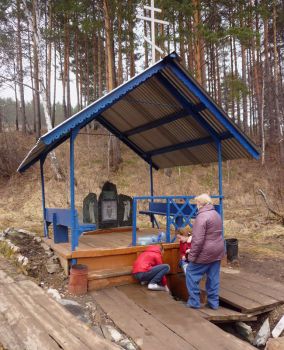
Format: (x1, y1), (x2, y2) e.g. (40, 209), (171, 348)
(0, 131), (283, 259)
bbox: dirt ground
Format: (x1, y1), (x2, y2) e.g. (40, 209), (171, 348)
(239, 252), (284, 283)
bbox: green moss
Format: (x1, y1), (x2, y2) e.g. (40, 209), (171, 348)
(0, 241), (15, 258)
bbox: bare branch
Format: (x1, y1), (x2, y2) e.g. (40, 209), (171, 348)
(257, 189), (284, 225)
(0, 75), (39, 93)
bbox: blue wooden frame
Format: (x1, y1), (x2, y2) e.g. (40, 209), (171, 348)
(132, 195), (223, 246)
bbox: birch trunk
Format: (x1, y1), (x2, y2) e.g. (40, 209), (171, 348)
(16, 0), (27, 133)
(23, 0), (64, 180)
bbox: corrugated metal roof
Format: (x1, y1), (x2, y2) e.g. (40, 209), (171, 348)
(18, 52), (259, 173)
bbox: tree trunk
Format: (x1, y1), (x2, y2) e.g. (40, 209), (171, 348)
(193, 0), (206, 87)
(178, 13), (185, 63)
(144, 8), (149, 69)
(23, 0), (64, 180)
(117, 3), (123, 85)
(92, 31), (98, 100)
(241, 43), (248, 133)
(16, 0), (27, 133)
(27, 25), (36, 133)
(58, 40), (67, 119)
(31, 1), (41, 138)
(64, 14), (71, 118)
(52, 42), (57, 127)
(13, 61), (19, 131)
(103, 0), (121, 171)
(85, 34), (90, 105)
(216, 43), (221, 105)
(98, 28), (103, 97)
(233, 36), (241, 126)
(128, 0), (135, 78)
(46, 2), (52, 118)
(273, 4), (284, 164)
(74, 28), (80, 109)
(187, 18), (194, 72)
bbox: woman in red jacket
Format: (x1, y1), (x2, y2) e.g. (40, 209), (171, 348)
(132, 245), (170, 291)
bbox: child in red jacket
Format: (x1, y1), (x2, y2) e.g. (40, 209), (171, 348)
(132, 245), (170, 291)
(177, 225), (192, 274)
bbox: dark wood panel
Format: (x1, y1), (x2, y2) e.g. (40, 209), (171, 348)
(93, 287), (193, 350)
(118, 285), (255, 350)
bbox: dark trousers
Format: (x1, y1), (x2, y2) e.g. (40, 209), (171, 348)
(186, 260), (221, 309)
(134, 264), (170, 285)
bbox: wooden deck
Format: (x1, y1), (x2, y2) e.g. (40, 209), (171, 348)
(93, 285), (256, 350)
(217, 268), (284, 314)
(45, 228), (284, 325)
(45, 227), (174, 259)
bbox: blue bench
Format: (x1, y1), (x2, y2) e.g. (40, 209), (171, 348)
(45, 208), (96, 243)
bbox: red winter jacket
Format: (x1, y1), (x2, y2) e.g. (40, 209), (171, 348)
(132, 245), (167, 286)
(179, 241), (192, 262)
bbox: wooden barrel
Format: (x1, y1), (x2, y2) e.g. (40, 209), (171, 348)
(68, 264), (88, 295)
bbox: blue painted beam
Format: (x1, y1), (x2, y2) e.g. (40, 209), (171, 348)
(217, 140), (224, 238)
(156, 73), (220, 142)
(147, 132), (232, 157)
(96, 114), (160, 170)
(40, 155), (48, 237)
(149, 159), (155, 228)
(124, 109), (189, 137)
(168, 61), (260, 159)
(70, 127), (80, 258)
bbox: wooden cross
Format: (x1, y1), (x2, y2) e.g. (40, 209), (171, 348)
(136, 0), (169, 63)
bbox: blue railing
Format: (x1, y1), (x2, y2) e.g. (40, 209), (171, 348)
(132, 195), (223, 246)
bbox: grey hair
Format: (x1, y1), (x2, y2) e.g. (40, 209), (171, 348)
(195, 193), (212, 206)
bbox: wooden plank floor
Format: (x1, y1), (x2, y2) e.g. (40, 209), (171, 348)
(93, 284), (255, 350)
(215, 268), (284, 314)
(45, 227), (175, 258)
(0, 263), (118, 350)
(195, 306), (256, 323)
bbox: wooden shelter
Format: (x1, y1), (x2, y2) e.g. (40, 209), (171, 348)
(18, 52), (259, 259)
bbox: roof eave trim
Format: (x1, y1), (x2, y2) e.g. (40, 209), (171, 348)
(18, 58), (170, 173)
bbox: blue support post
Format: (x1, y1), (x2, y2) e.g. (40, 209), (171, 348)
(40, 155), (47, 237)
(132, 198), (137, 246)
(149, 160), (155, 228)
(217, 140), (224, 237)
(70, 127), (80, 264)
(166, 198), (171, 243)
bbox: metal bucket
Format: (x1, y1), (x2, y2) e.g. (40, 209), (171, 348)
(225, 238), (238, 262)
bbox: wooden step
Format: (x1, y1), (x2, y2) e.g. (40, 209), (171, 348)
(88, 266), (133, 280)
(88, 266), (137, 291)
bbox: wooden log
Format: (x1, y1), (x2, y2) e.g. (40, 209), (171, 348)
(17, 279), (119, 349)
